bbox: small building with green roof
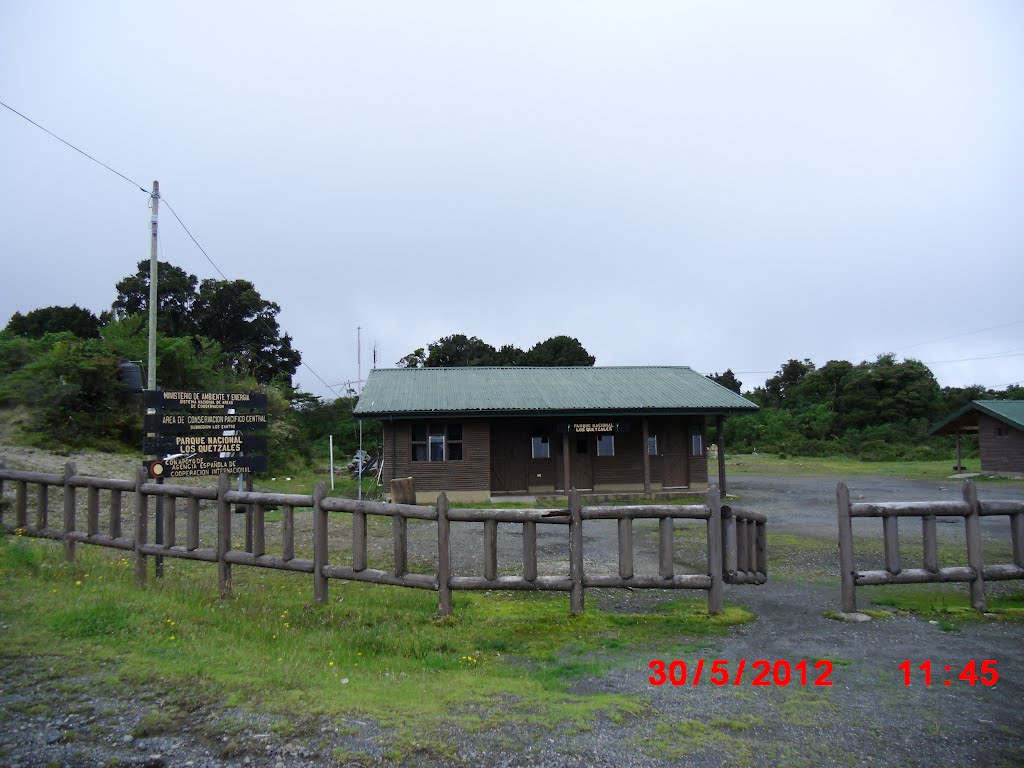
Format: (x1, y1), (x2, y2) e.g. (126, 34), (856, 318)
(354, 366), (758, 503)
(930, 400), (1024, 475)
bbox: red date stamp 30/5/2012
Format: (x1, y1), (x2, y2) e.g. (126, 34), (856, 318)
(648, 659), (834, 687)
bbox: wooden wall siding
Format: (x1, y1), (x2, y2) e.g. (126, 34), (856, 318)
(593, 430), (645, 486)
(384, 421), (490, 493)
(527, 459), (556, 490)
(689, 456), (708, 484)
(978, 414), (1024, 473)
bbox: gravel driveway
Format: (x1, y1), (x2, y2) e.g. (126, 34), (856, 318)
(2, 454), (1023, 768)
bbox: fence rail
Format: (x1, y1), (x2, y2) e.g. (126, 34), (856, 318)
(0, 456), (767, 615)
(837, 479), (1024, 612)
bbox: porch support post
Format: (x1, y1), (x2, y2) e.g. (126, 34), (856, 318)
(641, 417), (651, 495)
(716, 415), (727, 497)
(562, 432), (571, 496)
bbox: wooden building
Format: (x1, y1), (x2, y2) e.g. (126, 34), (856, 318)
(930, 400), (1024, 475)
(354, 366), (758, 503)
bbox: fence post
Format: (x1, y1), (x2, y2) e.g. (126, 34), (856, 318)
(617, 517), (633, 580)
(217, 473), (232, 598)
(437, 492), (452, 617)
(63, 461), (77, 562)
(134, 467), (148, 588)
(87, 486), (100, 537)
(1013, 510), (1024, 569)
(755, 519), (767, 578)
(0, 455), (5, 527)
(313, 481), (328, 604)
(523, 520), (537, 582)
(963, 480), (986, 611)
(394, 514), (408, 578)
(16, 480), (27, 529)
(706, 485), (723, 614)
(721, 505), (737, 579)
(658, 516), (674, 580)
(882, 512), (900, 575)
(186, 497), (199, 551)
(352, 509), (367, 572)
(922, 515), (938, 573)
(484, 519), (498, 581)
(569, 488), (584, 615)
(36, 482), (48, 530)
(837, 482), (856, 612)
(110, 489), (122, 539)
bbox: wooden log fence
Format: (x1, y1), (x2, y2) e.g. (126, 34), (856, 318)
(0, 457), (768, 616)
(837, 479), (1024, 613)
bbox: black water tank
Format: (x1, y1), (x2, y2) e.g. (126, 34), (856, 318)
(117, 360), (144, 392)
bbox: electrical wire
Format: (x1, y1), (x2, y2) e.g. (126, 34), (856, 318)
(159, 198), (344, 399)
(0, 98), (149, 194)
(923, 350), (1024, 366)
(895, 319), (1024, 353)
(1, 99), (344, 399)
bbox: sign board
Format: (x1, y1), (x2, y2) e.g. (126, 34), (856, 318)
(558, 421), (631, 434)
(143, 434), (267, 456)
(144, 391), (267, 411)
(146, 455), (268, 479)
(145, 411), (268, 434)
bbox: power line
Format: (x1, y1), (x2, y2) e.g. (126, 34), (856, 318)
(0, 98), (148, 194)
(1, 99), (344, 399)
(923, 350), (1024, 366)
(158, 198), (344, 399)
(895, 319), (1024, 353)
(161, 198), (229, 281)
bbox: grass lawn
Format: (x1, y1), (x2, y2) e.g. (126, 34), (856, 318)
(724, 453), (1005, 481)
(0, 532), (750, 737)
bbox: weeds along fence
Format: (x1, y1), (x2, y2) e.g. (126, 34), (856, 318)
(837, 480), (1024, 613)
(0, 457), (767, 615)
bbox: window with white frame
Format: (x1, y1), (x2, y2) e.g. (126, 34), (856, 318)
(531, 435), (550, 459)
(412, 424), (463, 461)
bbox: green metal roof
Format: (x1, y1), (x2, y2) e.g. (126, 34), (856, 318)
(930, 400), (1024, 435)
(354, 366), (759, 418)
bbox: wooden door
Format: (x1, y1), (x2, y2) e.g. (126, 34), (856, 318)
(662, 425), (688, 488)
(570, 436), (594, 490)
(490, 424), (528, 493)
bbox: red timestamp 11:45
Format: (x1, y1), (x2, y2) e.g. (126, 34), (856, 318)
(898, 660), (998, 687)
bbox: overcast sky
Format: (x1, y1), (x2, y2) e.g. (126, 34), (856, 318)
(2, 1), (1022, 399)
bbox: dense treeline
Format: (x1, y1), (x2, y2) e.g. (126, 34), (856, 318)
(712, 357), (1024, 461)
(4, 277), (1021, 471)
(398, 334), (595, 368)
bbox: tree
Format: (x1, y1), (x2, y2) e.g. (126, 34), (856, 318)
(424, 335), (498, 367)
(493, 344), (525, 366)
(764, 359), (815, 408)
(397, 348), (426, 368)
(521, 335), (595, 366)
(399, 334), (595, 368)
(192, 278), (301, 384)
(939, 385), (994, 416)
(708, 369), (742, 394)
(833, 354), (940, 433)
(110, 260), (198, 337)
(5, 305), (101, 339)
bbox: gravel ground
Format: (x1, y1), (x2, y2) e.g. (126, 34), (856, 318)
(2, 444), (1024, 768)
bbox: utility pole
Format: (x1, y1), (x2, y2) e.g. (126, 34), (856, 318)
(146, 181), (163, 577)
(147, 181), (159, 390)
(357, 326), (363, 501)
